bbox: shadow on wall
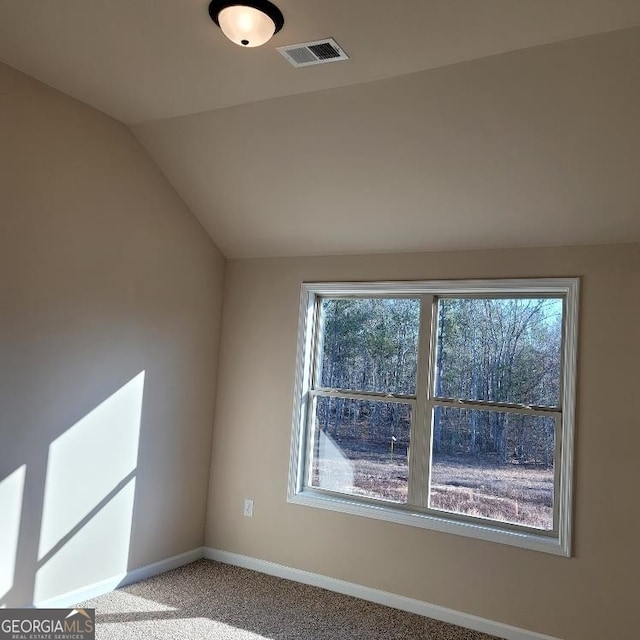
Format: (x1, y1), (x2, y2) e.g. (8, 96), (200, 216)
(0, 371), (146, 608)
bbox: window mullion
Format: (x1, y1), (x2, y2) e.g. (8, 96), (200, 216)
(407, 295), (433, 508)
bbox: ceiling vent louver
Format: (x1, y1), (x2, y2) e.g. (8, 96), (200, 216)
(277, 38), (349, 67)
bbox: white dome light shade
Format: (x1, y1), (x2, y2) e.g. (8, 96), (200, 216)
(209, 1), (285, 48)
(218, 6), (275, 47)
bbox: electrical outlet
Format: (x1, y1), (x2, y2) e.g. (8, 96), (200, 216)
(243, 498), (254, 517)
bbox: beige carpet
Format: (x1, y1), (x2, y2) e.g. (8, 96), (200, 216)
(77, 559), (500, 640)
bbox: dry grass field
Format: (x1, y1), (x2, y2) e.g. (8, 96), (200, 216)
(313, 444), (554, 530)
(430, 455), (553, 530)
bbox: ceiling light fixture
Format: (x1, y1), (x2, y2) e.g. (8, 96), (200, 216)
(208, 1), (284, 48)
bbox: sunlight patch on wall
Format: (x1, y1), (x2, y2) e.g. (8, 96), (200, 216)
(35, 479), (137, 601)
(0, 465), (27, 601)
(34, 372), (145, 602)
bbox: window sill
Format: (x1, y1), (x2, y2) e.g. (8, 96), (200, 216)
(288, 489), (570, 557)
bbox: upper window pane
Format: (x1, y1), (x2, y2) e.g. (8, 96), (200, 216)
(434, 297), (563, 407)
(318, 298), (420, 395)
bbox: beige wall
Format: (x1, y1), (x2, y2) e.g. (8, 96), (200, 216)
(0, 63), (225, 606)
(207, 244), (640, 640)
(2, 53), (639, 638)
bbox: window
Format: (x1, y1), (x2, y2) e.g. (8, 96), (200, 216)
(288, 279), (579, 555)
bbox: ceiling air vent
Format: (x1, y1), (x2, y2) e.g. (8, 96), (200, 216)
(277, 38), (349, 68)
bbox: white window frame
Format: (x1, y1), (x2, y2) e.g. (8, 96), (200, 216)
(288, 278), (579, 556)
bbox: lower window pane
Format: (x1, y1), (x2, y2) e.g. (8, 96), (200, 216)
(429, 407), (556, 530)
(310, 397), (411, 503)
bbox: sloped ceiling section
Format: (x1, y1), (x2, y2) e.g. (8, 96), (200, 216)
(1, 1), (638, 258)
(133, 28), (640, 259)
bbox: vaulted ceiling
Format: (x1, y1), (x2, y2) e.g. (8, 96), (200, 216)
(1, 1), (639, 257)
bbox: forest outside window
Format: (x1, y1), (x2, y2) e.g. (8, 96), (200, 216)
(288, 279), (579, 556)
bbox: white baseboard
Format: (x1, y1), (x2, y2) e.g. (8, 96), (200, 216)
(35, 547), (204, 608)
(203, 548), (561, 640)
